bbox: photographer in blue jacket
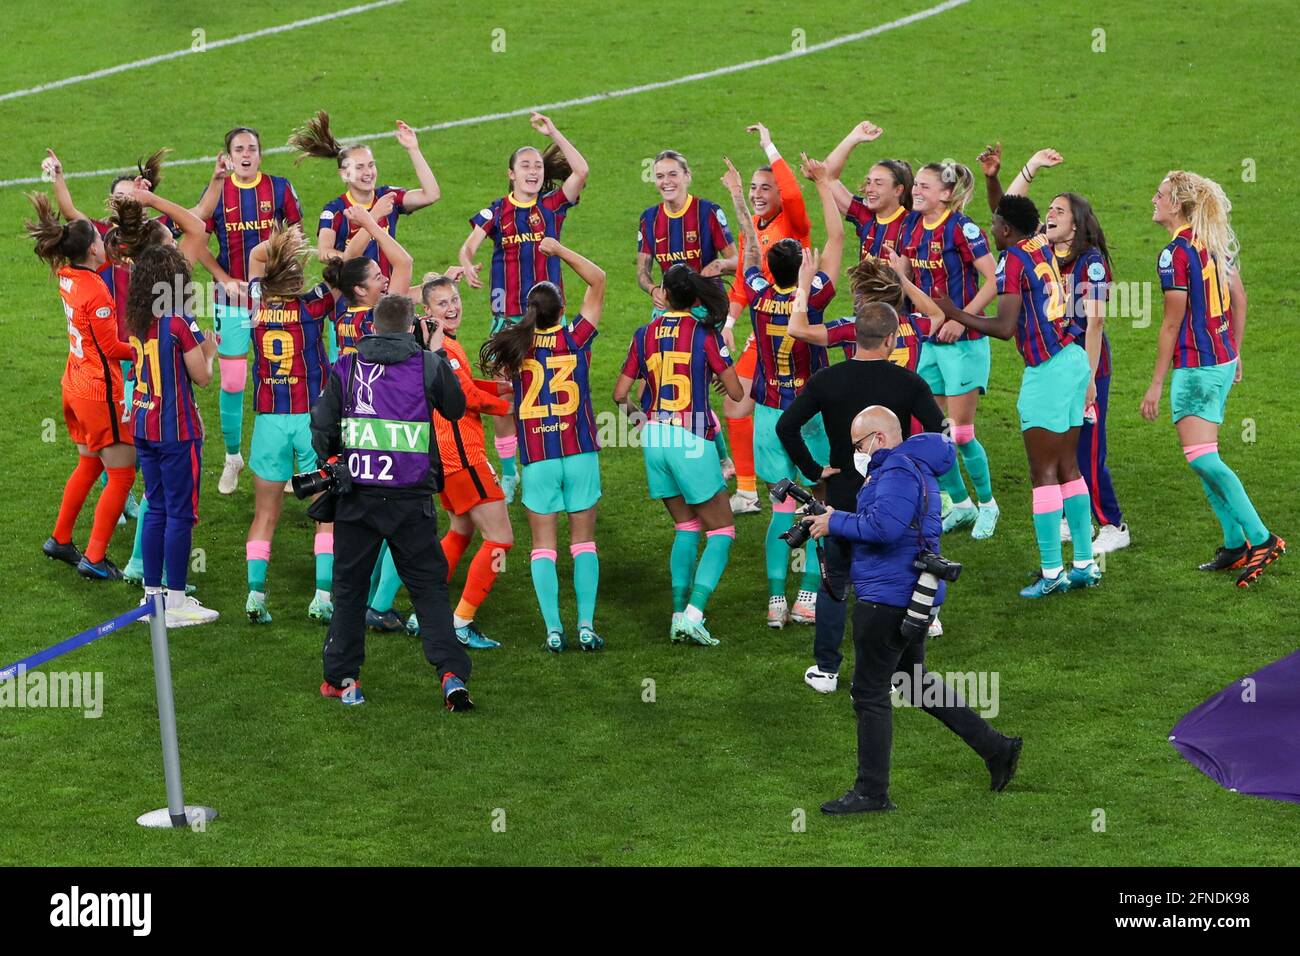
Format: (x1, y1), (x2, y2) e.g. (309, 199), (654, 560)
(805, 405), (1022, 814)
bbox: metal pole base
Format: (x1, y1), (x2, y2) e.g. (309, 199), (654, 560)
(136, 806), (218, 830)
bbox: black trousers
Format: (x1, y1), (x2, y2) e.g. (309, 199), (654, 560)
(322, 495), (471, 688)
(849, 601), (1002, 798)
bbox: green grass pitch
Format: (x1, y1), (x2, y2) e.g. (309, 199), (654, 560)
(0, 0), (1295, 865)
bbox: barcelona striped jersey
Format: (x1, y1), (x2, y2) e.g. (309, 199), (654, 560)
(333, 301), (375, 357)
(513, 315), (600, 465)
(637, 195), (733, 277)
(845, 202), (917, 262)
(899, 210), (990, 341)
(825, 310), (928, 371)
(205, 173), (303, 289)
(248, 278), (333, 414)
(620, 310), (732, 439)
(131, 316), (205, 442)
(1062, 247), (1112, 377)
(744, 266), (835, 409)
(319, 186), (407, 278)
(471, 189), (577, 318)
(1157, 227), (1237, 369)
(997, 233), (1073, 368)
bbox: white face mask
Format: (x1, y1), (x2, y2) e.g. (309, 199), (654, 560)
(853, 435), (879, 477)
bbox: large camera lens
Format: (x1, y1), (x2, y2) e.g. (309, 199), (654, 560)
(291, 468), (332, 500)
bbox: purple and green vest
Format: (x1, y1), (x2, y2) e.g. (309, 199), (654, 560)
(338, 352), (432, 487)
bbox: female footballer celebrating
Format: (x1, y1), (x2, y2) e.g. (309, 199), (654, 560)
(290, 111), (440, 276)
(614, 263), (744, 647)
(820, 119), (918, 264)
(27, 194), (136, 581)
(189, 127), (305, 496)
(900, 161), (1001, 540)
(459, 112), (589, 503)
(479, 237), (605, 653)
(240, 225), (336, 626)
(322, 204), (415, 361)
(1141, 171), (1283, 587)
(125, 245), (220, 626)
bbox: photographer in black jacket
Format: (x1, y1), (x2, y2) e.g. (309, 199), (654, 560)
(309, 294), (473, 711)
(805, 406), (1021, 813)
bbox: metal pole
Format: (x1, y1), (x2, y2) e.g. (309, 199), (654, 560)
(149, 590), (188, 828)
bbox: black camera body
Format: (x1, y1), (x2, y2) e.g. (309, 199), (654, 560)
(913, 550), (962, 582)
(769, 478), (827, 549)
(291, 456), (352, 500)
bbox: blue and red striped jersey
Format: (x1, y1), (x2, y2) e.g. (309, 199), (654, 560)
(997, 234), (1074, 367)
(131, 316), (205, 442)
(1158, 227), (1237, 369)
(825, 311), (927, 371)
(333, 301), (375, 357)
(1063, 247), (1112, 377)
(744, 266), (835, 409)
(513, 315), (600, 465)
(637, 195), (733, 277)
(899, 210), (990, 341)
(205, 173), (302, 285)
(620, 311), (732, 439)
(319, 186), (408, 278)
(248, 278), (333, 414)
(471, 189), (577, 318)
(844, 202), (917, 261)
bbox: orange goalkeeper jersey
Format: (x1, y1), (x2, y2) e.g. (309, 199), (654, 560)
(435, 336), (511, 473)
(58, 265), (133, 402)
(728, 156), (812, 308)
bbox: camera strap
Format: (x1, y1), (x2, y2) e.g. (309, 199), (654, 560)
(894, 454), (932, 555)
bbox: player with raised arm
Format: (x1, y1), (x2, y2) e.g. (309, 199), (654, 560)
(479, 238), (605, 652)
(898, 160), (1001, 539)
(322, 204), (415, 361)
(614, 263), (744, 646)
(27, 194), (136, 580)
(936, 195), (1100, 598)
(460, 113), (589, 504)
(820, 120), (917, 263)
(1141, 172), (1283, 587)
(188, 127), (305, 496)
(725, 155), (837, 628)
(290, 112), (440, 276)
(723, 123), (812, 518)
(240, 226), (336, 626)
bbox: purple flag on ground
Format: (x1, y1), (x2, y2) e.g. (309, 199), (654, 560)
(1169, 649), (1300, 805)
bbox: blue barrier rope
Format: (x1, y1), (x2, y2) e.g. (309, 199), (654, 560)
(0, 602), (153, 683)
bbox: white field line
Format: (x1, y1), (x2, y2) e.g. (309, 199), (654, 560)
(0, 0), (406, 104)
(0, 0), (969, 189)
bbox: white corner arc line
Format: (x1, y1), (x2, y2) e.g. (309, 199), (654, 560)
(0, 0), (406, 104)
(0, 0), (968, 189)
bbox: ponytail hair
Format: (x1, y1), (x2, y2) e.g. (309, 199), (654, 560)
(289, 110), (369, 168)
(508, 144), (571, 194)
(104, 195), (169, 264)
(25, 193), (99, 274)
(861, 159), (914, 210)
(257, 224), (310, 300)
(847, 256), (906, 313)
(1166, 170), (1240, 277)
(136, 148), (170, 190)
(321, 256), (373, 303)
(1054, 192), (1112, 268)
(480, 281), (564, 378)
(661, 263), (728, 327)
(126, 244), (190, 341)
(922, 160), (975, 213)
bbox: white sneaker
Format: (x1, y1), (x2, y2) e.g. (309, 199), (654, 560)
(730, 490), (761, 515)
(790, 589), (817, 624)
(165, 596), (220, 628)
(218, 453), (244, 495)
(927, 616), (944, 638)
(766, 596), (789, 629)
(1092, 522), (1130, 554)
(804, 665), (838, 694)
(1060, 516), (1071, 542)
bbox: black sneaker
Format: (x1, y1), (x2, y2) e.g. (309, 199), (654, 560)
(986, 735), (1023, 792)
(43, 537), (83, 567)
(366, 607), (408, 632)
(820, 790), (896, 815)
(1236, 535), (1286, 589)
(1198, 545), (1248, 572)
(77, 556), (124, 581)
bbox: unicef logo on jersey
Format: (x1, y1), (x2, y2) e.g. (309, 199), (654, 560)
(1159, 248), (1174, 269)
(1087, 261), (1107, 282)
(962, 221), (981, 240)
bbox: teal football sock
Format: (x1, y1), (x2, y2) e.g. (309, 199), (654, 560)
(1189, 452), (1268, 546)
(370, 548), (401, 613)
(766, 511), (795, 597)
(573, 548), (599, 629)
(1062, 488), (1094, 565)
(670, 527), (701, 612)
(219, 389), (243, 456)
(688, 532), (734, 613)
(530, 551), (563, 633)
(957, 437), (993, 504)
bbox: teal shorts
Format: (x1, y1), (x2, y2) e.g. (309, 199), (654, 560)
(754, 402), (828, 487)
(249, 413), (317, 482)
(214, 302), (253, 358)
(641, 422), (725, 505)
(521, 451), (601, 514)
(1171, 360), (1237, 424)
(1017, 343), (1090, 433)
(917, 337), (990, 397)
